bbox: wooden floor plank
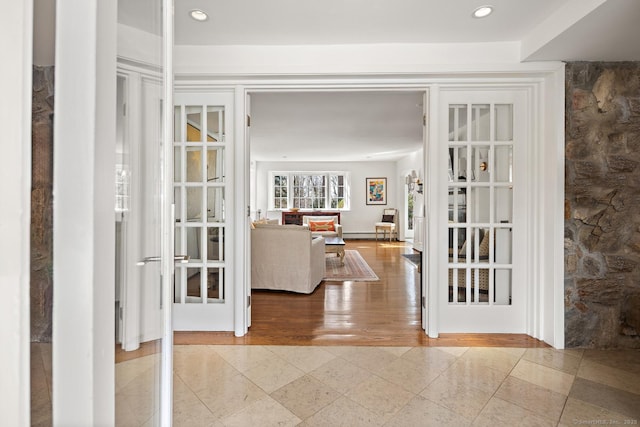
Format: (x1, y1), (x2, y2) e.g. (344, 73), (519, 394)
(174, 239), (548, 348)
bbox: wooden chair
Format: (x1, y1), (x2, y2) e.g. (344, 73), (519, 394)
(375, 208), (398, 241)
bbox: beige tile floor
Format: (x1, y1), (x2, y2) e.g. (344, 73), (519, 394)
(32, 344), (640, 426)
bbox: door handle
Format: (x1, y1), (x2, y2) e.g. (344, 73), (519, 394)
(137, 255), (189, 266)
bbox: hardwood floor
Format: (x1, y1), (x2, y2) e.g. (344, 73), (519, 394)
(174, 239), (548, 348)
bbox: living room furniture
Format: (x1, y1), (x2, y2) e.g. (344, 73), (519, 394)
(302, 215), (343, 238)
(251, 223), (326, 294)
(375, 208), (398, 241)
(449, 228), (490, 302)
(282, 210), (340, 225)
(324, 236), (346, 264)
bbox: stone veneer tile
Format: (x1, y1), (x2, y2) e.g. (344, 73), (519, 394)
(510, 359), (574, 396)
(420, 374), (493, 419)
(298, 396), (384, 427)
(337, 346), (400, 372)
(345, 375), (414, 422)
(115, 392), (147, 427)
(494, 376), (567, 423)
(309, 358), (372, 394)
(582, 349), (640, 375)
(473, 397), (556, 427)
(559, 397), (637, 426)
(174, 347), (240, 393)
(266, 345), (337, 373)
(569, 377), (640, 419)
(442, 359), (509, 394)
(385, 395), (472, 427)
(173, 384), (222, 427)
(116, 364), (159, 425)
(242, 355), (306, 393)
(115, 353), (158, 393)
(494, 347), (527, 358)
(375, 356), (441, 394)
(436, 346), (470, 357)
(577, 359), (640, 395)
(220, 396), (300, 427)
(522, 348), (582, 375)
(270, 374), (341, 420)
(459, 347), (521, 374)
(173, 375), (197, 405)
(210, 345), (276, 373)
(400, 347), (459, 373)
(380, 346), (412, 357)
(193, 373), (267, 420)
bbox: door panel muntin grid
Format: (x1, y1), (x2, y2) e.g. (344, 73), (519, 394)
(447, 103), (513, 306)
(174, 104), (227, 304)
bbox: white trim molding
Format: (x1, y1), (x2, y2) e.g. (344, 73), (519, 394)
(0, 1), (33, 425)
(176, 64), (565, 347)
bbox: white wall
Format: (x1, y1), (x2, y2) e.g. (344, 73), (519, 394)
(396, 149), (425, 240)
(0, 2), (33, 425)
(175, 42), (521, 76)
(254, 160), (398, 237)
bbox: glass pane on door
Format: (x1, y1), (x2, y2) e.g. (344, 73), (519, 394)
(447, 101), (513, 305)
(174, 102), (227, 305)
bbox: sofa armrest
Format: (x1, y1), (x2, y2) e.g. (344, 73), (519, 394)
(335, 224), (343, 238)
(310, 236), (326, 285)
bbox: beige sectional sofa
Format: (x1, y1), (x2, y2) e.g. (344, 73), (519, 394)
(251, 223), (326, 294)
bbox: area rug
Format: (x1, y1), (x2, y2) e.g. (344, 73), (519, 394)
(324, 250), (379, 281)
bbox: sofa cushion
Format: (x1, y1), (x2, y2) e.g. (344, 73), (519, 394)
(309, 220), (335, 232)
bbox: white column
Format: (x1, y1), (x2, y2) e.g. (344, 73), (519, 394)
(0, 1), (33, 426)
(53, 0), (117, 424)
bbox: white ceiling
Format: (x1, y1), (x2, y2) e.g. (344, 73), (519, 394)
(115, 0), (640, 62)
(39, 0), (640, 162)
(249, 91), (424, 162)
(116, 0), (640, 162)
(172, 0), (567, 46)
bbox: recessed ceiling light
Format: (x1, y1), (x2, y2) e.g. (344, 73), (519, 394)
(472, 5), (494, 18)
(189, 9), (208, 22)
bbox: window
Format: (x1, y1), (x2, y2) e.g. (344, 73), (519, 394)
(270, 172), (350, 210)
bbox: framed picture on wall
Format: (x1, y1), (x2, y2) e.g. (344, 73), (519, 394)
(366, 177), (387, 205)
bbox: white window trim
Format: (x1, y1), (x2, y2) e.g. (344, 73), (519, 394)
(269, 171), (351, 211)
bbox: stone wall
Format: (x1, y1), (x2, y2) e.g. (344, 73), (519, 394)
(31, 66), (54, 342)
(565, 62), (640, 348)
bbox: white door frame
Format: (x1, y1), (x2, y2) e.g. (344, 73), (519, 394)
(1, 1), (33, 425)
(52, 0), (118, 424)
(178, 69), (565, 347)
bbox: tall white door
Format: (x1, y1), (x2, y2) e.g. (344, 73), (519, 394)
(173, 93), (235, 330)
(437, 89), (528, 333)
(117, 72), (165, 350)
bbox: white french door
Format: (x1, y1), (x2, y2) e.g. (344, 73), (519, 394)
(173, 93), (235, 330)
(436, 89), (528, 333)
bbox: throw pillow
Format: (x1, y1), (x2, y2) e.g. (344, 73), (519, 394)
(309, 220), (335, 232)
(381, 214), (394, 223)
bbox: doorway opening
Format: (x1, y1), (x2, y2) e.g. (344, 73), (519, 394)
(246, 89), (427, 342)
